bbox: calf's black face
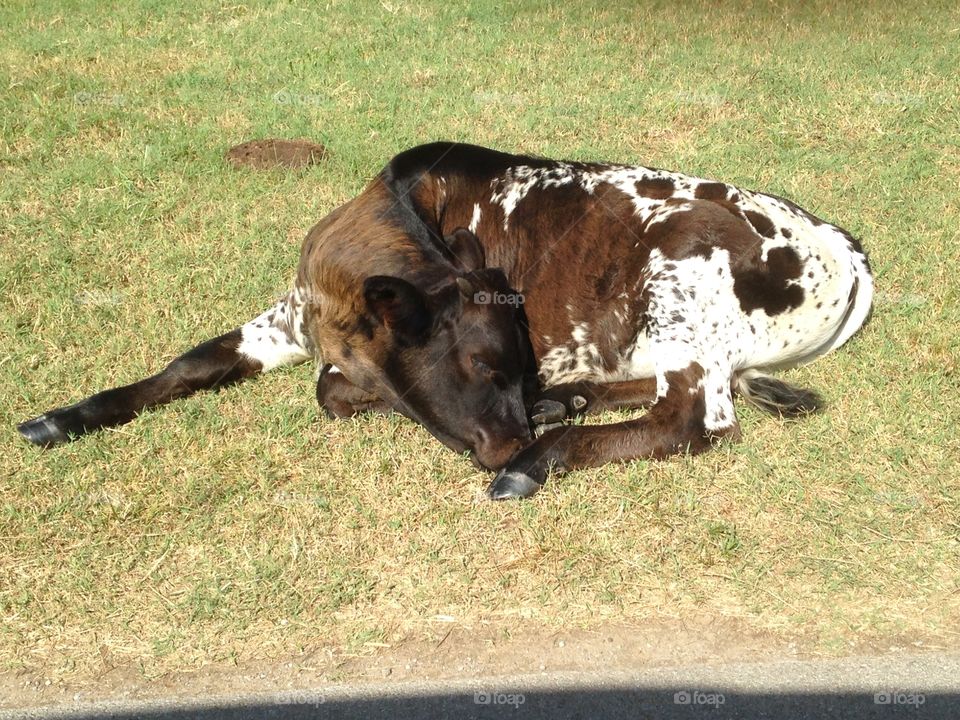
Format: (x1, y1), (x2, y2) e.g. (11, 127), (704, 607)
(359, 268), (531, 470)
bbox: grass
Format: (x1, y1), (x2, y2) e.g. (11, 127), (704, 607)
(2, 0), (959, 683)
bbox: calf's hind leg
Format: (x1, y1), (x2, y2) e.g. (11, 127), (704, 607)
(18, 293), (312, 447)
(488, 362), (740, 499)
(530, 378), (658, 435)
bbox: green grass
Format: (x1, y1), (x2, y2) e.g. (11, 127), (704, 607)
(2, 0), (959, 682)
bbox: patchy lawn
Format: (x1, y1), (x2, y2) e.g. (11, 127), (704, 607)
(1, 0), (958, 687)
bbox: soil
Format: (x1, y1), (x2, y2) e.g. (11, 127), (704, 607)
(1, 615), (944, 711)
(225, 138), (327, 170)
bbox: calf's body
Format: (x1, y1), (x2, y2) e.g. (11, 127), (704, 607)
(18, 142), (873, 499)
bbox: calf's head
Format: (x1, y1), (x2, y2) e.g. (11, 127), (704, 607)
(342, 231), (532, 470)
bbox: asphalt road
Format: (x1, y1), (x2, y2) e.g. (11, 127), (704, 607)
(5, 652), (959, 720)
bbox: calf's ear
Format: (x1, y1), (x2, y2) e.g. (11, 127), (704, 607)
(446, 227), (486, 272)
(363, 275), (433, 346)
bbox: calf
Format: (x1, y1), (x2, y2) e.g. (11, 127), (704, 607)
(18, 143), (873, 500)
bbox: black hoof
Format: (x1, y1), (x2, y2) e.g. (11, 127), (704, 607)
(17, 415), (69, 448)
(530, 399), (567, 426)
(486, 470), (543, 500)
(533, 421), (564, 438)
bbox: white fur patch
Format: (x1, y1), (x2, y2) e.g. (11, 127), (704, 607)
(469, 203), (482, 233)
(237, 292), (313, 372)
(537, 323), (606, 385)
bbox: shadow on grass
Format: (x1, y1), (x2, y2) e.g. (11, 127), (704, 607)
(44, 689), (955, 719)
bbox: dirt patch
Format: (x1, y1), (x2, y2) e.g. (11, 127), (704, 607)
(0, 617), (774, 709)
(225, 138), (327, 170)
(3, 615), (945, 711)
(340, 616), (799, 682)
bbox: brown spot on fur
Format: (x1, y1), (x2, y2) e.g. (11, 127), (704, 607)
(646, 199), (753, 261)
(707, 199), (746, 220)
(734, 246), (805, 316)
(744, 210), (776, 238)
(593, 265), (619, 299)
(635, 177), (675, 199)
(694, 182), (728, 201)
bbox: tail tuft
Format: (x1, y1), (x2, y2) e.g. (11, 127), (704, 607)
(736, 371), (822, 418)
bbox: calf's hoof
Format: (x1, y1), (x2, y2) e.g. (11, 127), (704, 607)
(486, 469), (543, 500)
(530, 398), (566, 425)
(530, 398), (567, 438)
(18, 415), (69, 448)
(529, 394), (588, 437)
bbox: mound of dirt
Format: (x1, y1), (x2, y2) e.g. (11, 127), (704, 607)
(225, 138), (327, 170)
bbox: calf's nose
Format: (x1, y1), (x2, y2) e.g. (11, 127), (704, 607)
(474, 430), (528, 471)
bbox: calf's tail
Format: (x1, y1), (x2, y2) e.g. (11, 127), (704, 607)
(735, 369), (822, 418)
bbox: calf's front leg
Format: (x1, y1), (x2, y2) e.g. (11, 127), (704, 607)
(316, 364), (393, 419)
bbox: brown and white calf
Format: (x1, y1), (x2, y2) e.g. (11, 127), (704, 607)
(18, 142), (872, 499)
